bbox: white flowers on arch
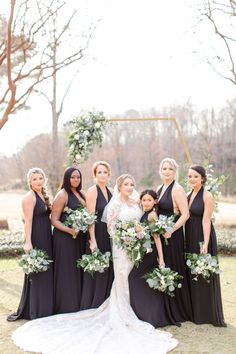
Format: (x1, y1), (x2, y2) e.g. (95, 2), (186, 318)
(67, 110), (109, 163)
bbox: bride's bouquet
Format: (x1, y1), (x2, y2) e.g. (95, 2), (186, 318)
(77, 249), (111, 276)
(114, 220), (152, 267)
(149, 214), (175, 245)
(186, 249), (221, 282)
(144, 267), (183, 297)
(19, 249), (53, 275)
(64, 205), (97, 238)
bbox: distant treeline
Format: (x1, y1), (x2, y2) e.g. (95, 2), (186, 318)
(1, 102), (236, 195)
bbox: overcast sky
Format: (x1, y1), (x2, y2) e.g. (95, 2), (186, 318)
(0, 0), (235, 156)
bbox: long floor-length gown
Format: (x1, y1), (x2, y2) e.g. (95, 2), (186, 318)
(129, 210), (179, 327)
(12, 198), (178, 354)
(185, 187), (226, 327)
(7, 192), (53, 321)
(157, 181), (193, 323)
(80, 185), (114, 309)
(53, 192), (86, 314)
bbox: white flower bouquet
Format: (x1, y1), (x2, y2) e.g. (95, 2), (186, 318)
(64, 206), (97, 237)
(114, 220), (152, 267)
(19, 249), (53, 275)
(149, 214), (175, 245)
(77, 249), (111, 276)
(144, 267), (183, 297)
(186, 250), (221, 282)
(67, 110), (108, 163)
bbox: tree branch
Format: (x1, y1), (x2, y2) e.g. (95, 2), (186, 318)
(0, 0), (16, 130)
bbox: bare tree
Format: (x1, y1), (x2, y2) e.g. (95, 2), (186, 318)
(196, 0), (236, 85)
(0, 0), (99, 193)
(0, 0), (97, 134)
(33, 1), (99, 193)
(0, 0), (16, 129)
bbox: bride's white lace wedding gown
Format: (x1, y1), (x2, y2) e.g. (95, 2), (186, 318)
(12, 200), (178, 354)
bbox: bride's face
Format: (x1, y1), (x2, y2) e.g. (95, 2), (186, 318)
(119, 178), (135, 197)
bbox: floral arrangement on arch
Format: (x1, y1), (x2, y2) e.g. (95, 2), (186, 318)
(67, 110), (109, 163)
(205, 164), (227, 214)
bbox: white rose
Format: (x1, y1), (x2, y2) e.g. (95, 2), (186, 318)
(83, 130), (90, 136)
(74, 134), (80, 140)
(75, 154), (81, 160)
(94, 122), (101, 128)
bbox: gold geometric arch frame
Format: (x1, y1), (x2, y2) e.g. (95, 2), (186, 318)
(109, 117), (193, 165)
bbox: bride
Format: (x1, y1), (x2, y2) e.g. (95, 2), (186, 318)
(12, 174), (178, 354)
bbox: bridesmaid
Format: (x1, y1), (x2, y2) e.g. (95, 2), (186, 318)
(185, 164), (226, 327)
(157, 157), (193, 323)
(80, 161), (114, 310)
(7, 167), (53, 321)
(52, 167), (86, 314)
(129, 189), (180, 327)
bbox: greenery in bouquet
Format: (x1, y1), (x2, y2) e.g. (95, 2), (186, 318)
(19, 248), (53, 275)
(63, 205), (97, 237)
(149, 214), (175, 246)
(186, 248), (221, 282)
(76, 249), (111, 276)
(144, 267), (183, 297)
(114, 220), (152, 267)
(67, 110), (109, 163)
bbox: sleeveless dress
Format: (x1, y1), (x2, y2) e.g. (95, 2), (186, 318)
(157, 181), (193, 323)
(129, 210), (179, 327)
(12, 200), (178, 354)
(7, 192), (53, 321)
(53, 192), (86, 314)
(80, 185), (114, 310)
(185, 187), (226, 327)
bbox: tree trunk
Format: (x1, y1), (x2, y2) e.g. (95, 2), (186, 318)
(50, 46), (60, 196)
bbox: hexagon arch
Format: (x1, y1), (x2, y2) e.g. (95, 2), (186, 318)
(109, 117), (192, 165)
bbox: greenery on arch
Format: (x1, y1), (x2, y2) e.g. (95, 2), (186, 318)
(67, 110), (109, 164)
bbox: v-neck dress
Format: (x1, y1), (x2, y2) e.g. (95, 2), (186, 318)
(7, 192), (53, 320)
(157, 181), (193, 323)
(129, 210), (179, 327)
(53, 191), (86, 314)
(80, 185), (114, 310)
(185, 187), (226, 326)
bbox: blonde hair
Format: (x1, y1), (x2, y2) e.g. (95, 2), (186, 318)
(116, 174), (135, 191)
(159, 157), (179, 181)
(92, 161), (111, 178)
(27, 167), (51, 209)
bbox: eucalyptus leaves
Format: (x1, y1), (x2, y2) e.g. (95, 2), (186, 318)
(19, 249), (53, 275)
(77, 249), (111, 276)
(67, 110), (108, 163)
(186, 251), (221, 282)
(144, 267), (183, 297)
(63, 205), (97, 237)
(114, 220), (152, 267)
